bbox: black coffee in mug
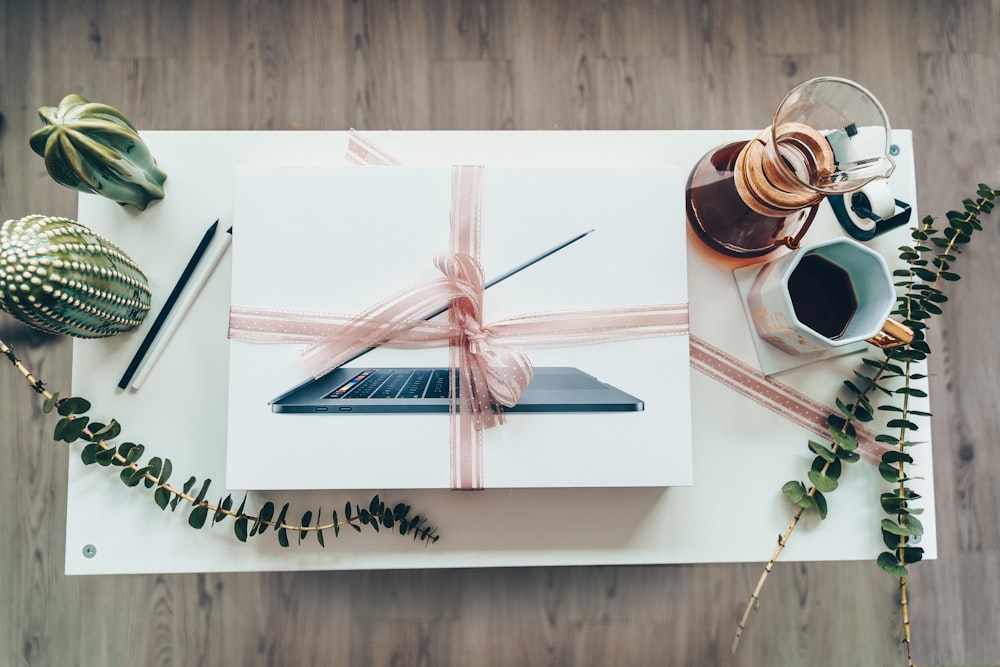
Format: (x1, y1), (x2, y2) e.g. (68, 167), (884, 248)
(786, 254), (858, 339)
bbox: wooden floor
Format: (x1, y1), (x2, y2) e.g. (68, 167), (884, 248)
(2, 1), (999, 665)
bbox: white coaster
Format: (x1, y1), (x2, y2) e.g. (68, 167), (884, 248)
(732, 261), (867, 376)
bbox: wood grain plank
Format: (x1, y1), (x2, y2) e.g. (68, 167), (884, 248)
(1, 1), (999, 665)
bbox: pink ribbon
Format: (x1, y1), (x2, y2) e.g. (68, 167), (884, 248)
(230, 130), (884, 489)
(689, 335), (886, 464)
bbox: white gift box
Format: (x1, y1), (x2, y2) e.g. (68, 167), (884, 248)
(226, 165), (693, 490)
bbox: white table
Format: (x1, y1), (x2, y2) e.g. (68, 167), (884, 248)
(67, 130), (935, 574)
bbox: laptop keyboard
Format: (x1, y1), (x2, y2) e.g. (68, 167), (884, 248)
(324, 369), (456, 400)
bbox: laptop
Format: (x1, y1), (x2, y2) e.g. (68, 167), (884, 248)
(265, 228), (645, 415)
(270, 365), (644, 414)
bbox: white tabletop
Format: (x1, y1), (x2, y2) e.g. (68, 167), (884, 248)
(67, 130), (935, 574)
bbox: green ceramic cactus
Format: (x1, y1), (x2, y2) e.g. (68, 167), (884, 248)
(0, 215), (151, 338)
(29, 94), (167, 210)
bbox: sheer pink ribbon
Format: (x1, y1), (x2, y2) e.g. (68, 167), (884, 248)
(230, 160), (690, 490)
(338, 129), (885, 465)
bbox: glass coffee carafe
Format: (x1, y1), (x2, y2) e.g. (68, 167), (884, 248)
(686, 77), (896, 258)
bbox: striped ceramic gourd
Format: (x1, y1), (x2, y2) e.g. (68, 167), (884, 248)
(0, 215), (151, 338)
(29, 93), (167, 210)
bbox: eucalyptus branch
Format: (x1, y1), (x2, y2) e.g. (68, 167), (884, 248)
(871, 184), (999, 665)
(733, 184), (999, 660)
(1, 337), (440, 547)
(732, 358), (889, 653)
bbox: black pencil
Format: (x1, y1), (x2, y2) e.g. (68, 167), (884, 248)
(117, 219), (220, 389)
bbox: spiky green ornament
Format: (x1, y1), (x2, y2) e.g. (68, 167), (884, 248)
(0, 215), (151, 338)
(29, 93), (167, 210)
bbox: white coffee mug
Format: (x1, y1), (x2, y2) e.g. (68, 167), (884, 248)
(747, 236), (912, 355)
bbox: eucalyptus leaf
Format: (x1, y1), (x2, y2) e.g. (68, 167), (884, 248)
(881, 518), (912, 537)
(81, 443), (100, 465)
(257, 501), (275, 535)
(234, 516), (249, 543)
(154, 486), (171, 511)
(144, 457), (162, 489)
(299, 510), (313, 542)
(95, 446), (116, 467)
(808, 440), (837, 463)
(877, 551), (908, 577)
(192, 478), (212, 506)
(901, 546), (924, 565)
(159, 458), (173, 485)
(56, 396), (91, 416)
(189, 504), (209, 529)
(89, 419), (121, 442)
(813, 490), (828, 520)
(60, 416), (90, 443)
(881, 450), (914, 465)
(42, 392), (60, 413)
(808, 469), (838, 493)
(879, 462), (901, 483)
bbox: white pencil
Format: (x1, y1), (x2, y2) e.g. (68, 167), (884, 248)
(130, 227), (233, 390)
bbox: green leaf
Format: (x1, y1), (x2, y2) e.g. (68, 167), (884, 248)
(829, 426), (858, 452)
(59, 416), (90, 443)
(88, 419), (121, 442)
(837, 449), (860, 463)
(42, 392), (60, 413)
(813, 490), (828, 520)
(122, 466), (149, 487)
(144, 457), (162, 489)
(879, 462), (901, 483)
(257, 501), (275, 535)
(214, 495), (233, 523)
(332, 510), (340, 537)
(881, 450), (914, 465)
(120, 442), (145, 465)
(275, 503), (290, 531)
(317, 528), (325, 548)
(299, 510), (313, 542)
(904, 514), (924, 537)
(813, 455), (842, 480)
(234, 516), (249, 543)
(154, 486), (171, 511)
(895, 387), (928, 398)
(880, 492), (904, 514)
(808, 440), (837, 463)
(193, 478), (212, 506)
(277, 527), (289, 548)
(189, 505), (209, 529)
(95, 446), (116, 467)
(877, 551), (908, 577)
(887, 418), (919, 431)
(881, 518), (912, 537)
(901, 546), (924, 565)
(781, 481), (813, 509)
(808, 469), (839, 493)
(81, 443), (100, 465)
(159, 458), (173, 485)
(57, 396), (91, 416)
